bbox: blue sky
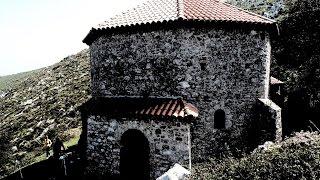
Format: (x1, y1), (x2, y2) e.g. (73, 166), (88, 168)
(0, 0), (147, 76)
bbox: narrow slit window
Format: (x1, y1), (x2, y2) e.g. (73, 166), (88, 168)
(214, 109), (226, 129)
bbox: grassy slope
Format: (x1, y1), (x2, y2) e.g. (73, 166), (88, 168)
(0, 70), (42, 91)
(0, 49), (90, 175)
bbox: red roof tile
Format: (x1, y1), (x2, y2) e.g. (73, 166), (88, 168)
(83, 0), (275, 44)
(80, 97), (199, 120)
(96, 0), (178, 29)
(95, 0), (274, 29)
(182, 0), (274, 24)
(134, 98), (199, 118)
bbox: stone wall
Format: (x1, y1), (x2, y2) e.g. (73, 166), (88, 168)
(261, 98), (282, 142)
(251, 98), (282, 146)
(89, 26), (271, 160)
(86, 115), (191, 178)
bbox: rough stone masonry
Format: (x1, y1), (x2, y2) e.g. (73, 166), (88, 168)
(86, 115), (191, 178)
(90, 26), (273, 155)
(80, 0), (281, 178)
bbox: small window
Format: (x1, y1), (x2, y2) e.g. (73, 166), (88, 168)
(200, 58), (207, 71)
(200, 62), (207, 71)
(214, 109), (226, 129)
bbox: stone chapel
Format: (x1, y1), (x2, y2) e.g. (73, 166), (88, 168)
(80, 0), (282, 179)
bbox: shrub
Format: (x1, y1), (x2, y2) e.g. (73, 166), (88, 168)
(192, 132), (320, 179)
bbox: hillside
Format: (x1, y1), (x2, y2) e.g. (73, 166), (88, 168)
(0, 49), (90, 175)
(1, 0), (320, 178)
(0, 70), (42, 96)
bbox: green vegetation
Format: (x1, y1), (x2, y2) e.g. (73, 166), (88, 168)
(271, 0), (320, 134)
(0, 50), (90, 177)
(63, 135), (80, 148)
(192, 132), (320, 179)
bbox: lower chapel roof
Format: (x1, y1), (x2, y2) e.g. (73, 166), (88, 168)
(83, 0), (276, 45)
(80, 97), (199, 120)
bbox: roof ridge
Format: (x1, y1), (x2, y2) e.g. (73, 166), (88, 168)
(177, 0), (185, 18)
(220, 1), (276, 23)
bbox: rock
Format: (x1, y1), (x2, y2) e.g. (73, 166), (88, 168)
(107, 127), (115, 133)
(46, 119), (55, 124)
(16, 151), (27, 159)
(110, 120), (118, 128)
(36, 120), (44, 127)
(124, 76), (130, 81)
(146, 63), (151, 69)
(250, 30), (257, 36)
(253, 141), (279, 153)
(21, 99), (33, 106)
(157, 164), (191, 180)
(163, 150), (173, 155)
(27, 128), (34, 133)
(11, 146), (18, 152)
(36, 123), (56, 141)
(18, 140), (32, 150)
(107, 136), (115, 141)
(0, 91), (7, 98)
(11, 137), (19, 143)
(179, 81), (190, 89)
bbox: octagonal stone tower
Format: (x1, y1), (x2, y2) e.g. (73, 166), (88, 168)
(81, 0), (281, 178)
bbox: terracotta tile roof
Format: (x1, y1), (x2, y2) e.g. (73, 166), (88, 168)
(80, 97), (199, 120)
(182, 0), (274, 23)
(96, 0), (178, 29)
(95, 0), (274, 29)
(84, 0), (276, 45)
(135, 98), (199, 118)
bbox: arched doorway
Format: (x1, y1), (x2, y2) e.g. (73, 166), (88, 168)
(120, 129), (150, 180)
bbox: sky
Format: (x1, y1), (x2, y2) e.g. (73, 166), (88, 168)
(0, 0), (147, 76)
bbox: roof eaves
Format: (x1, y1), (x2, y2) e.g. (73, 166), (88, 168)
(83, 18), (276, 45)
(82, 28), (95, 45)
